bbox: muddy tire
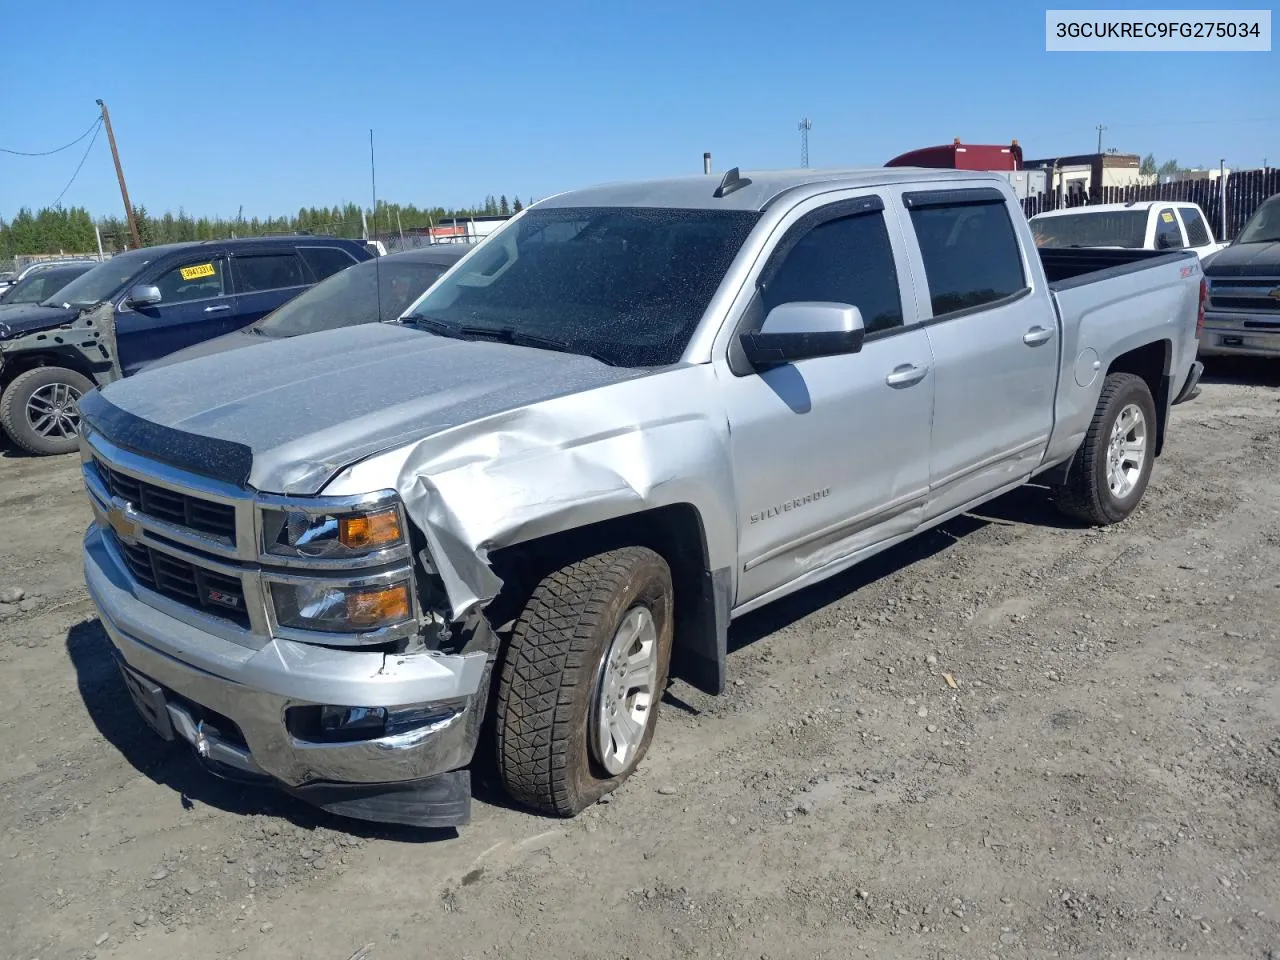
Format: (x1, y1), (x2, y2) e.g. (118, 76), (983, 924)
(495, 546), (674, 816)
(1054, 372), (1157, 526)
(0, 367), (94, 456)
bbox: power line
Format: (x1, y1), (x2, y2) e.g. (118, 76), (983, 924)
(1107, 116), (1278, 130)
(0, 116), (103, 157)
(50, 118), (103, 209)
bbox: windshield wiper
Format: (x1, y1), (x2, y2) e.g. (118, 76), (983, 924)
(458, 325), (613, 365)
(401, 313), (475, 340)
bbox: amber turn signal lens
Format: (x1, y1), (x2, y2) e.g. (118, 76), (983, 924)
(345, 584), (411, 628)
(339, 509), (402, 549)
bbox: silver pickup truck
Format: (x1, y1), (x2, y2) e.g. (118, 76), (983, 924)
(78, 168), (1205, 828)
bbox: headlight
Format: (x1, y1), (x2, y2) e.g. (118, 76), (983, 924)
(271, 580), (412, 633)
(262, 504), (404, 559)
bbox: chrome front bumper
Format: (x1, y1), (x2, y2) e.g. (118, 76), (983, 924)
(1198, 313), (1280, 358)
(84, 525), (490, 827)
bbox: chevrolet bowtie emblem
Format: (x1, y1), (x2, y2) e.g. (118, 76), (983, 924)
(1268, 287), (1280, 300)
(105, 496), (142, 546)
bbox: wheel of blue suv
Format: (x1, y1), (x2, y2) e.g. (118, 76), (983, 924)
(1054, 372), (1157, 526)
(494, 546), (675, 816)
(0, 366), (94, 456)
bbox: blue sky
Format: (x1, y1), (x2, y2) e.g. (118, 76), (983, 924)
(1, 0), (1275, 221)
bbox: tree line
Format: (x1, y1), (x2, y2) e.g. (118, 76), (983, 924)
(0, 194), (527, 259)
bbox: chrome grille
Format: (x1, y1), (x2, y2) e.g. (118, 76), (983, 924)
(95, 459), (238, 543)
(1209, 278), (1280, 314)
(115, 538), (251, 627)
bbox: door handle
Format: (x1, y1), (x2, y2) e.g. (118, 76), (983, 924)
(1023, 325), (1054, 346)
(204, 304), (232, 314)
(885, 363), (929, 387)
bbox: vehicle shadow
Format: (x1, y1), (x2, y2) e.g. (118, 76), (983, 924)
(1199, 356), (1280, 388)
(65, 620), (458, 843)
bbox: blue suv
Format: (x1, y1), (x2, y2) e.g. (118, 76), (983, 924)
(0, 235), (372, 454)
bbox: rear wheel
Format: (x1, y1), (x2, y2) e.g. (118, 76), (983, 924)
(494, 546), (674, 816)
(0, 367), (94, 456)
(1054, 372), (1157, 525)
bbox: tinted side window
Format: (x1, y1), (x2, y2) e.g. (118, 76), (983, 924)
(762, 211), (903, 334)
(909, 201), (1025, 317)
(233, 253), (307, 293)
(1154, 209), (1185, 250)
(299, 246), (358, 282)
(1179, 207), (1211, 246)
(151, 258), (226, 304)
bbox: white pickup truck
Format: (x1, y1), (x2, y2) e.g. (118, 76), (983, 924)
(1030, 201), (1226, 260)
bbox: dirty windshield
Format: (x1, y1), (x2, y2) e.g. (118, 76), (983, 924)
(1031, 210), (1148, 248)
(1234, 195), (1280, 244)
(39, 247), (158, 308)
(405, 206), (761, 367)
(254, 256), (453, 338)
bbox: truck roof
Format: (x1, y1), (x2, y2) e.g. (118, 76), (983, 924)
(1031, 201), (1203, 220)
(537, 166), (1009, 212)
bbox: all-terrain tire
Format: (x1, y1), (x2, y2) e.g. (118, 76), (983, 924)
(495, 546), (674, 816)
(0, 367), (94, 456)
(1054, 372), (1157, 526)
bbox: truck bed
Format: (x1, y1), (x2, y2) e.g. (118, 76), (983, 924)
(1038, 247), (1190, 289)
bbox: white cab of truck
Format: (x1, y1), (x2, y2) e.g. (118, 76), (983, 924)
(1030, 201), (1227, 260)
(77, 167), (1206, 830)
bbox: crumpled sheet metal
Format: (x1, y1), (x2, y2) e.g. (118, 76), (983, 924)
(0, 302), (120, 384)
(324, 365), (739, 620)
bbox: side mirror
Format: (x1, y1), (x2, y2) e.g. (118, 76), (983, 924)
(127, 284), (162, 307)
(739, 302), (865, 369)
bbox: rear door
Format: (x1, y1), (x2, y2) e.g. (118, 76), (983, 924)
(228, 248), (310, 327)
(899, 186), (1058, 520)
(114, 252), (232, 374)
(1153, 207), (1187, 251)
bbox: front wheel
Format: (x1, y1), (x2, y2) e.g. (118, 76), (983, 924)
(1054, 372), (1157, 525)
(495, 546), (674, 816)
(0, 367), (94, 456)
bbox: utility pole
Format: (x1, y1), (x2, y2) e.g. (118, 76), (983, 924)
(798, 118), (812, 168)
(96, 99), (140, 249)
(1095, 123), (1106, 155)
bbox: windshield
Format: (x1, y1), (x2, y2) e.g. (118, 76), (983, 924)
(406, 206), (761, 366)
(0, 266), (91, 305)
(254, 256), (454, 337)
(1031, 210), (1148, 249)
(1234, 196), (1280, 244)
(40, 247), (160, 308)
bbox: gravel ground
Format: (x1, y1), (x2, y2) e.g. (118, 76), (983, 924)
(1, 359), (1278, 960)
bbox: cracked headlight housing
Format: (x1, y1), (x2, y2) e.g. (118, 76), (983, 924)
(271, 579), (413, 633)
(261, 503), (405, 560)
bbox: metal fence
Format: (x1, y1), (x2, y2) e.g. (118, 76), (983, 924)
(1021, 167), (1279, 240)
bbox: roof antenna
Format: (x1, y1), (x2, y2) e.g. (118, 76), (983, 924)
(370, 128), (383, 322)
(713, 166), (752, 199)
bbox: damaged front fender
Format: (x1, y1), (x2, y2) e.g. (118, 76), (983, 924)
(320, 364), (739, 621)
(0, 302), (121, 385)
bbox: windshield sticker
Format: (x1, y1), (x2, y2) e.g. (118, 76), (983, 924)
(180, 263), (216, 281)
(1160, 212), (1175, 223)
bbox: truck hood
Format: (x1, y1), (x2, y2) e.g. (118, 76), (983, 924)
(1203, 241), (1280, 276)
(81, 322), (649, 493)
(0, 302), (79, 341)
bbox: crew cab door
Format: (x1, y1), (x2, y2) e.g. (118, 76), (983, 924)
(228, 248), (310, 328)
(717, 194), (935, 607)
(898, 187), (1058, 519)
(115, 253), (232, 375)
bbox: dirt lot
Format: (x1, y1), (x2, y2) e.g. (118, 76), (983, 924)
(1, 361), (1278, 960)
